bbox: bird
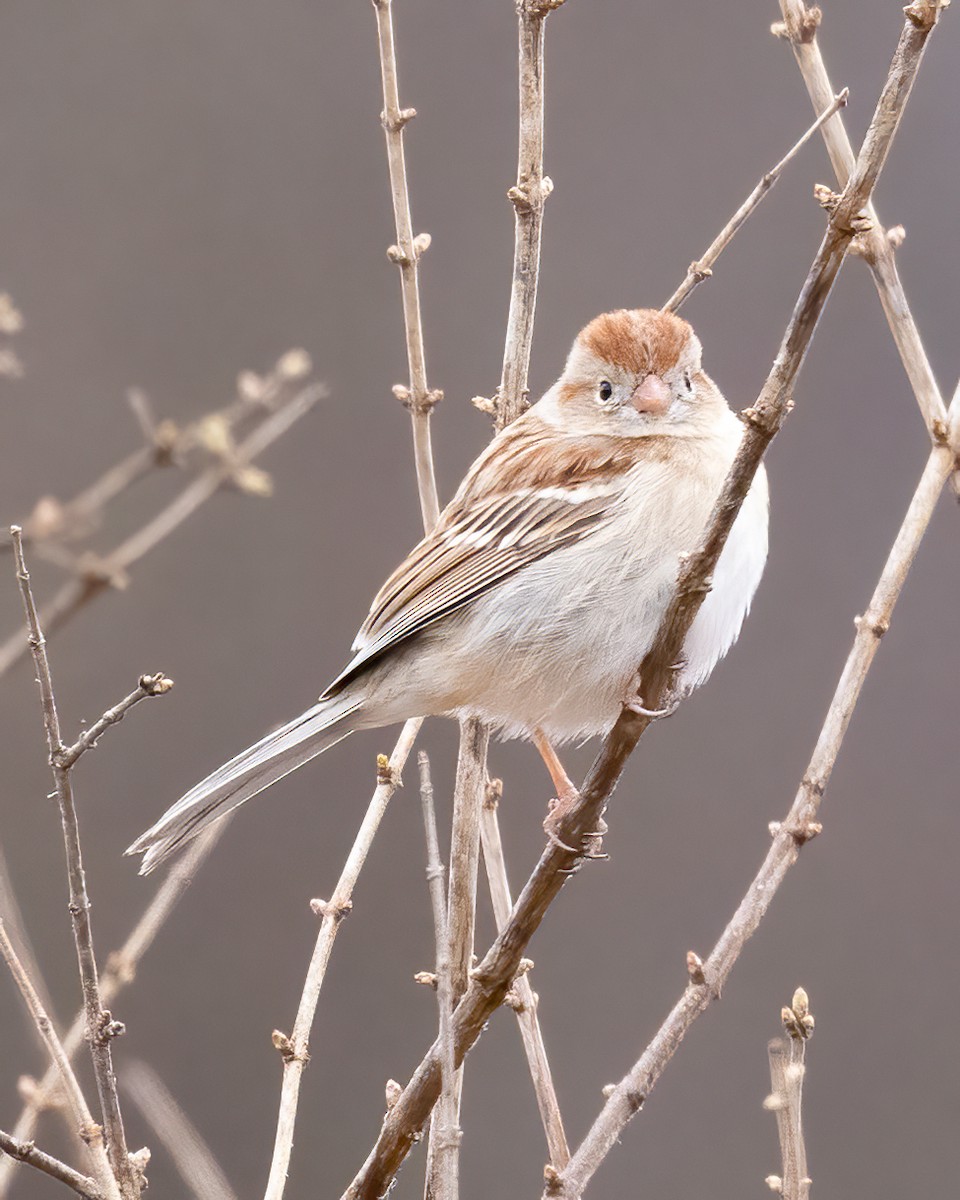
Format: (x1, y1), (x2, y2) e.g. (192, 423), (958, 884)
(128, 307), (769, 873)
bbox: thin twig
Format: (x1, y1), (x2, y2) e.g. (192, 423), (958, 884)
(11, 528), (138, 1198)
(774, 0), (948, 436)
(0, 838), (60, 1033)
(765, 989), (814, 1200)
(123, 1060), (238, 1200)
(0, 823), (228, 1199)
(340, 13), (945, 1193)
(418, 753), (460, 1200)
(0, 922), (120, 1200)
(480, 780), (568, 1171)
(0, 381), (326, 679)
(663, 88), (849, 313)
(423, 718), (488, 1198)
(547, 382), (959, 1199)
(58, 674), (174, 770)
(262, 718), (422, 1200)
(372, 0), (442, 529)
(0, 1128), (104, 1200)
(489, 0), (563, 430)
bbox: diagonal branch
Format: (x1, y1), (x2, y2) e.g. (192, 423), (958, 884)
(340, 11), (946, 1194)
(774, 0), (948, 436)
(262, 719), (422, 1200)
(0, 922), (120, 1200)
(548, 379), (958, 1199)
(0, 822), (228, 1199)
(0, 1128), (104, 1200)
(663, 87), (848, 314)
(0, 380), (326, 679)
(372, 0), (442, 529)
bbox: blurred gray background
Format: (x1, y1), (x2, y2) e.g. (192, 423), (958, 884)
(1, 1), (957, 1197)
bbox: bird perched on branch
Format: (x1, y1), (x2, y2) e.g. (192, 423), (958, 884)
(128, 308), (768, 873)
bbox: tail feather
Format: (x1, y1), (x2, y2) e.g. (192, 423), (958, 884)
(126, 697), (363, 874)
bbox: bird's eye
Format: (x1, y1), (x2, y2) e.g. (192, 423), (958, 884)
(598, 380), (613, 403)
(683, 371), (693, 394)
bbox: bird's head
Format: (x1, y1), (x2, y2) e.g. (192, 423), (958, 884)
(552, 308), (713, 435)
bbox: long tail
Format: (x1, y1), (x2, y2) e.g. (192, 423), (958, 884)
(126, 696), (363, 874)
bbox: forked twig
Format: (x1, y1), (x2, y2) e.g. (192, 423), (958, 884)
(0, 823), (228, 1199)
(262, 718), (422, 1200)
(341, 11), (946, 1194)
(0, 1128), (104, 1200)
(774, 0), (948, 436)
(372, 0), (442, 529)
(0, 381), (326, 678)
(0, 922), (120, 1200)
(418, 753), (460, 1200)
(12, 528), (149, 1199)
(123, 1060), (238, 1200)
(480, 781), (568, 1171)
(663, 87), (849, 314)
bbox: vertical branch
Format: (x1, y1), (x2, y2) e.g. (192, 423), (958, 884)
(0, 922), (121, 1200)
(424, 718), (488, 1198)
(418, 753), (460, 1200)
(372, 0), (442, 529)
(494, 0), (563, 430)
(480, 781), (569, 1170)
(765, 989), (815, 1200)
(263, 718), (422, 1200)
(10, 528), (138, 1199)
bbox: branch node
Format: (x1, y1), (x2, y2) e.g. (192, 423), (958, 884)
(686, 950), (706, 986)
(781, 987), (816, 1040)
(483, 776), (503, 810)
(854, 612), (890, 639)
(384, 1079), (403, 1111)
(78, 1122), (104, 1148)
(381, 106), (417, 132)
(310, 897), (353, 921)
(376, 752), (398, 785)
(904, 2), (946, 31)
(271, 1029), (308, 1065)
(601, 1083), (616, 1099)
(413, 970), (438, 989)
(95, 1010), (126, 1044)
(886, 223), (907, 249)
(765, 1175), (784, 1193)
(471, 393), (497, 416)
(139, 672), (174, 696)
(543, 1163), (563, 1195)
(770, 5), (822, 43)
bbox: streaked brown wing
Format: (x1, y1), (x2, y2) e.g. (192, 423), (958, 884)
(323, 484), (618, 697)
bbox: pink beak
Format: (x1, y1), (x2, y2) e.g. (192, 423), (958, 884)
(631, 373), (671, 416)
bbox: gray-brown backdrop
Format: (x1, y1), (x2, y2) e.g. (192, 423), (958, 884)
(1, 2), (957, 1197)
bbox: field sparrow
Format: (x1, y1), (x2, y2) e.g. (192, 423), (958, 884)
(129, 308), (768, 873)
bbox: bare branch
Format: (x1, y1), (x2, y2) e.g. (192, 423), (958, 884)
(262, 718), (421, 1200)
(480, 780), (568, 1171)
(418, 753), (460, 1200)
(547, 382), (958, 1199)
(0, 1128), (104, 1200)
(663, 88), (849, 314)
(340, 13), (946, 1193)
(123, 1061), (238, 1200)
(57, 674), (174, 771)
(765, 989), (814, 1200)
(0, 921), (120, 1200)
(0, 381), (326, 678)
(775, 0), (949, 436)
(372, 0), (442, 528)
(0, 823), (228, 1199)
(488, 0), (564, 429)
(11, 529), (138, 1198)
